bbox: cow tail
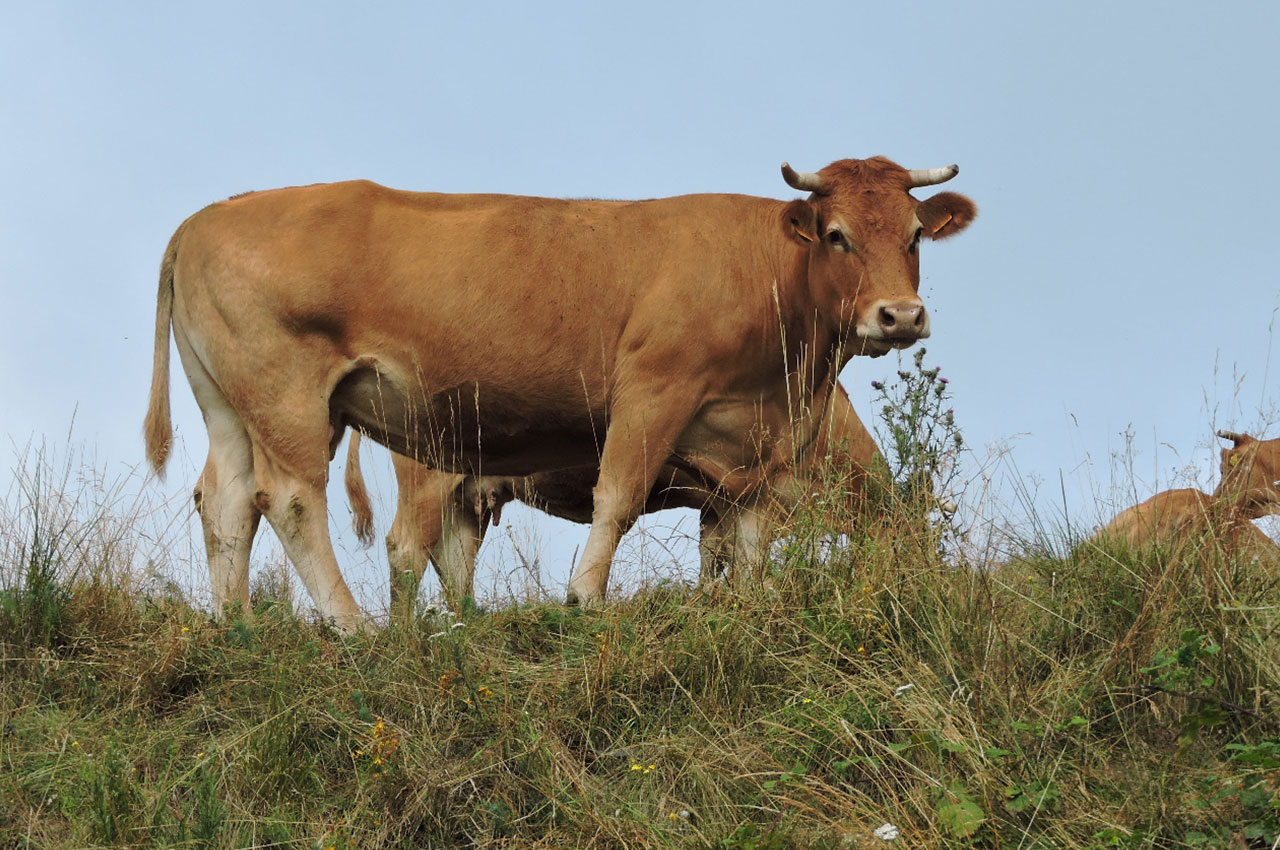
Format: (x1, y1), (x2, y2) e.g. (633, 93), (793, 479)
(345, 431), (376, 546)
(144, 222), (185, 476)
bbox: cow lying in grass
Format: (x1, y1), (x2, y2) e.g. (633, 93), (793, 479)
(1090, 430), (1280, 556)
(345, 384), (881, 612)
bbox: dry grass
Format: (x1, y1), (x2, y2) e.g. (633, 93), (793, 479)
(3, 443), (1280, 849)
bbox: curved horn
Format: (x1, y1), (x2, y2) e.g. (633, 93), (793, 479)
(781, 162), (827, 194)
(907, 164), (959, 188)
(1216, 429), (1248, 446)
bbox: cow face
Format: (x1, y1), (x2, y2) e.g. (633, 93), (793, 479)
(782, 157), (976, 357)
(1215, 431), (1280, 517)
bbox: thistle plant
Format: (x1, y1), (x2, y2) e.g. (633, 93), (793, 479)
(870, 346), (965, 548)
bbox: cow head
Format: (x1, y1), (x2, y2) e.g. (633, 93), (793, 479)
(1214, 430), (1280, 517)
(781, 157), (976, 358)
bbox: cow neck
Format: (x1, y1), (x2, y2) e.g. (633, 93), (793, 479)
(762, 234), (843, 436)
(1212, 455), (1265, 519)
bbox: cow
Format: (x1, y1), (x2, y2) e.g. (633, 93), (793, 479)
(343, 381), (881, 611)
(1089, 430), (1280, 556)
(144, 157), (976, 631)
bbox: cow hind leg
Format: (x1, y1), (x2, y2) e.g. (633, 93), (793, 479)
(385, 464), (464, 620)
(385, 509), (435, 621)
(385, 537), (425, 619)
(251, 437), (367, 633)
(431, 491), (483, 613)
(385, 476), (482, 617)
(195, 408), (260, 618)
(175, 328), (260, 618)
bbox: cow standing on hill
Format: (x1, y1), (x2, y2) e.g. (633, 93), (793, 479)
(1091, 430), (1280, 555)
(144, 157), (976, 631)
(344, 382), (881, 611)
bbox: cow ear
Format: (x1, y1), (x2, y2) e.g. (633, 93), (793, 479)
(1221, 446), (1249, 475)
(783, 199), (818, 245)
(918, 192), (978, 241)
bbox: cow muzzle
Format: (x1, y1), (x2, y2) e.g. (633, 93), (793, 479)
(856, 300), (930, 353)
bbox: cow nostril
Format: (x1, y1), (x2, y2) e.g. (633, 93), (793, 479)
(877, 303), (924, 337)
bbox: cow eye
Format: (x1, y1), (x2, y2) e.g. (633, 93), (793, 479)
(908, 229), (922, 254)
(826, 229), (845, 247)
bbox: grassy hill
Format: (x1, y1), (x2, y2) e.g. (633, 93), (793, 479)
(4, 483), (1280, 848)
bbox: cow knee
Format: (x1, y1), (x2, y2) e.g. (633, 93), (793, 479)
(590, 481), (636, 529)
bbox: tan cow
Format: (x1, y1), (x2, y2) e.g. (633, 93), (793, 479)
(144, 157), (975, 631)
(344, 382), (880, 610)
(1090, 430), (1280, 555)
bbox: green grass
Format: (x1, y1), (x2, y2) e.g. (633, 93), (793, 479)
(4, 475), (1280, 850)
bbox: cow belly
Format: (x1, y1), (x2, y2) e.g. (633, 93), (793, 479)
(519, 463), (716, 524)
(331, 363), (601, 476)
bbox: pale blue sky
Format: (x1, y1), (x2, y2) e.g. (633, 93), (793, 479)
(3, 2), (1279, 608)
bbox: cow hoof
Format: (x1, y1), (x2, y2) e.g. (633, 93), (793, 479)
(565, 583), (604, 609)
(331, 611), (376, 635)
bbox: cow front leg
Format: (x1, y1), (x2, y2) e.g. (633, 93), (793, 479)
(697, 503), (772, 591)
(697, 506), (732, 587)
(565, 397), (693, 607)
(729, 504), (771, 590)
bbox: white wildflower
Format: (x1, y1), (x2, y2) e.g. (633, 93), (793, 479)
(893, 684), (915, 697)
(873, 822), (900, 841)
(451, 621), (466, 630)
(428, 631), (447, 640)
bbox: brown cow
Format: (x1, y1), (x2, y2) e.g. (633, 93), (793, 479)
(344, 382), (881, 610)
(144, 157), (975, 631)
(1090, 430), (1280, 556)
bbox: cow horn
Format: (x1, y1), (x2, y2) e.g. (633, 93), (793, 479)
(906, 165), (960, 188)
(1217, 429), (1248, 446)
(781, 162), (827, 194)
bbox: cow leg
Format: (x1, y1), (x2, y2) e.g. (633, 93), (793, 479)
(175, 327), (260, 618)
(250, 438), (366, 633)
(697, 506), (732, 587)
(430, 487), (484, 612)
(194, 407), (260, 618)
(696, 504), (771, 591)
(566, 399), (692, 606)
(385, 472), (444, 620)
(385, 465), (483, 619)
(729, 505), (771, 590)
